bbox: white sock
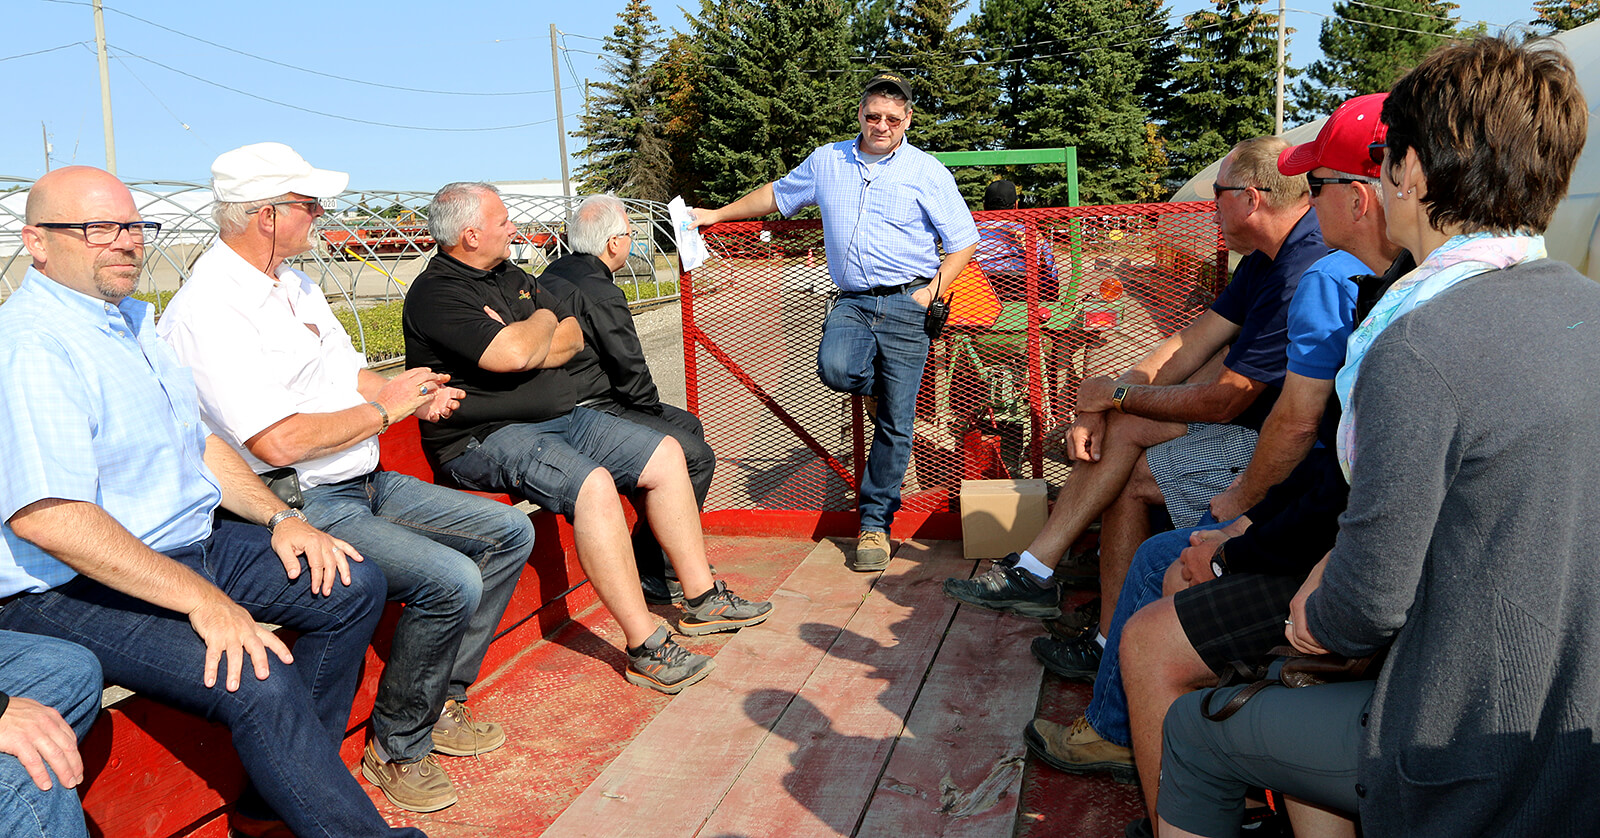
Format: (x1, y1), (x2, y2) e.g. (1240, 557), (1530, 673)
(1014, 550), (1054, 584)
(1094, 632), (1107, 649)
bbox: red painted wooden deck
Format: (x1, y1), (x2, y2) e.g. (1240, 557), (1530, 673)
(358, 534), (1142, 838)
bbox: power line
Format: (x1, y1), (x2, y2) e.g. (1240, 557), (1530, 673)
(0, 41), (90, 62)
(112, 46), (572, 132)
(1288, 7), (1501, 39)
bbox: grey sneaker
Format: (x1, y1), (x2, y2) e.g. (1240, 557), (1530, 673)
(361, 741), (459, 812)
(625, 625), (715, 694)
(431, 698), (506, 756)
(1043, 597), (1102, 642)
(852, 530), (892, 572)
(943, 555), (1062, 618)
(678, 580), (774, 636)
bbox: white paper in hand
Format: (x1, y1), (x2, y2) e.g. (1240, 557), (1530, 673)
(668, 196), (710, 272)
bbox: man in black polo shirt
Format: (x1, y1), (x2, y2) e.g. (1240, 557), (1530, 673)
(539, 194), (716, 606)
(403, 182), (771, 694)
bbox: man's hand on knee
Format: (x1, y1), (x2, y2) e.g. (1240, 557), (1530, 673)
(0, 697), (84, 791)
(188, 596), (293, 692)
(270, 518), (363, 596)
(1176, 534), (1225, 589)
(1066, 411), (1107, 462)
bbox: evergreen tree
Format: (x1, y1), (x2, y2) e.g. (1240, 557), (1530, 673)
(880, 0), (1002, 205)
(987, 0), (1174, 206)
(1290, 0), (1460, 123)
(687, 0), (857, 207)
(1164, 1), (1282, 182)
(851, 0), (898, 62)
(1533, 0), (1600, 31)
(574, 0), (671, 201)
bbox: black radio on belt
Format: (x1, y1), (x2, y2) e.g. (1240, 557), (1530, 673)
(925, 296), (950, 339)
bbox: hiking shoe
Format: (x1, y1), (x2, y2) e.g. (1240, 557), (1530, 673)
(361, 742), (459, 812)
(641, 574), (683, 605)
(431, 698), (506, 756)
(1031, 634), (1102, 681)
(852, 530), (892, 572)
(943, 556), (1062, 618)
(678, 580), (774, 636)
(1055, 547), (1100, 590)
(1024, 715), (1137, 785)
(625, 625), (715, 694)
(1043, 597), (1101, 641)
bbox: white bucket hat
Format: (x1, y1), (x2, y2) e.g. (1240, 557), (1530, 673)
(211, 142), (349, 203)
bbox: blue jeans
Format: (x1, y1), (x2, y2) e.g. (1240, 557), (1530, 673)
(445, 406), (665, 520)
(302, 471), (535, 763)
(1086, 523), (1227, 747)
(0, 521), (421, 838)
(817, 291), (931, 532)
(0, 632), (100, 838)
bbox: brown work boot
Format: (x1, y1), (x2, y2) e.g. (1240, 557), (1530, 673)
(432, 698), (507, 757)
(852, 530), (892, 572)
(1023, 715), (1137, 785)
(361, 741), (459, 812)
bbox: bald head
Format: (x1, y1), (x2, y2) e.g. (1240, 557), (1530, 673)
(22, 166), (147, 302)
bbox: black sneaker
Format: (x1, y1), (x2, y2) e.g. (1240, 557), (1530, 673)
(942, 556), (1062, 618)
(1030, 634), (1102, 681)
(640, 574), (683, 605)
(1055, 547), (1100, 590)
(1043, 597), (1101, 642)
(678, 580), (774, 636)
(625, 626), (714, 694)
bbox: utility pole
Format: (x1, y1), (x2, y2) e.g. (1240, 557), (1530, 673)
(551, 24), (572, 198)
(1275, 0), (1286, 135)
(42, 123), (52, 172)
(94, 0), (117, 174)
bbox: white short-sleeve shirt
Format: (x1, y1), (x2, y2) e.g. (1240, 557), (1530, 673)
(157, 240), (376, 489)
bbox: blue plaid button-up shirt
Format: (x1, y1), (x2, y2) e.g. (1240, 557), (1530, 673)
(0, 268), (222, 596)
(773, 138), (978, 293)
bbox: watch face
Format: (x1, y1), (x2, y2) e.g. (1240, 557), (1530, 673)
(1211, 558), (1226, 577)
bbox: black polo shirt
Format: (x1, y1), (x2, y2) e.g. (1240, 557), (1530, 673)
(539, 252), (662, 410)
(403, 251), (577, 468)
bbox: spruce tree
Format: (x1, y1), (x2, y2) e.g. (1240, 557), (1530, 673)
(574, 0), (671, 201)
(1164, 1), (1282, 182)
(687, 0), (857, 208)
(881, 0), (1002, 205)
(1290, 0), (1460, 123)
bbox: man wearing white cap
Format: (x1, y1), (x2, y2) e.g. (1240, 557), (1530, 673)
(160, 143), (537, 815)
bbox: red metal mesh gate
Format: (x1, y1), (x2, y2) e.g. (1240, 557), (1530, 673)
(681, 202), (1226, 514)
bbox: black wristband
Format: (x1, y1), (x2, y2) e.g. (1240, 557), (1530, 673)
(0, 691), (10, 719)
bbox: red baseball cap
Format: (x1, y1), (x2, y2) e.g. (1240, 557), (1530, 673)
(1277, 93), (1388, 179)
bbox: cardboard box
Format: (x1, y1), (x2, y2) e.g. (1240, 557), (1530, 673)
(960, 479), (1049, 559)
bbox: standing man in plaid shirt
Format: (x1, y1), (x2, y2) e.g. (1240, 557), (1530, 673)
(692, 72), (979, 571)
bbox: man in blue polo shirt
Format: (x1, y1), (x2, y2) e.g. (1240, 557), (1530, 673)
(692, 72), (979, 572)
(943, 137), (1327, 641)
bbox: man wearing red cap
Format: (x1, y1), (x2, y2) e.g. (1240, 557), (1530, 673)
(161, 143), (539, 815)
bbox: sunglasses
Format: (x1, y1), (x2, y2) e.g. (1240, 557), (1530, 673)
(1212, 183), (1270, 197)
(1368, 142), (1388, 166)
(862, 113), (905, 127)
(247, 199), (323, 215)
(1306, 175), (1374, 197)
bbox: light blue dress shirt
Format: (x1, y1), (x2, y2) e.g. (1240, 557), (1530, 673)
(773, 138), (979, 293)
(0, 268), (222, 596)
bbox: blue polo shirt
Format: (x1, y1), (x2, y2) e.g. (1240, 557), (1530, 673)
(1210, 208), (1326, 430)
(0, 269), (222, 597)
(1287, 250), (1364, 380)
(773, 138), (978, 293)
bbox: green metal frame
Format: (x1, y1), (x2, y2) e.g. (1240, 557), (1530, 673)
(926, 147), (1078, 208)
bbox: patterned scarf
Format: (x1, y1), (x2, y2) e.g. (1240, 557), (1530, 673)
(1335, 232), (1546, 479)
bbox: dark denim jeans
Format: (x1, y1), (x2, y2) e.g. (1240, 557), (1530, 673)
(816, 292), (932, 532)
(0, 521), (421, 837)
(302, 470), (535, 763)
(601, 403), (715, 580)
(1086, 523), (1226, 747)
(0, 631), (100, 838)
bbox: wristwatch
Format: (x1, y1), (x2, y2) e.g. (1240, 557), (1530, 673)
(1210, 543), (1229, 578)
(1111, 385), (1131, 413)
(268, 508), (307, 533)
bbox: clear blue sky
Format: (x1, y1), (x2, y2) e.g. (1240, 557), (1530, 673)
(1, 0), (1534, 191)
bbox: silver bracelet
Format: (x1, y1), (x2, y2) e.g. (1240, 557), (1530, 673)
(267, 508), (306, 532)
(367, 400), (391, 434)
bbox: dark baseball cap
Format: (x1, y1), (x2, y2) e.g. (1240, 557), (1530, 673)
(863, 72), (914, 104)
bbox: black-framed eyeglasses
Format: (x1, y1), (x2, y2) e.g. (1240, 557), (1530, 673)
(1368, 142), (1388, 165)
(247, 199), (322, 215)
(33, 220), (162, 245)
(862, 113), (905, 127)
(1306, 175), (1374, 197)
(1212, 182), (1269, 197)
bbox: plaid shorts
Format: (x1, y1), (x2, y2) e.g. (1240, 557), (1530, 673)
(1145, 422), (1258, 528)
(1173, 572), (1307, 675)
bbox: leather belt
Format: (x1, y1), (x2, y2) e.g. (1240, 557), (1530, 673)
(845, 278), (931, 297)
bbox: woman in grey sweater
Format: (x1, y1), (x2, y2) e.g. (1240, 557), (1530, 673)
(1156, 36), (1600, 838)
